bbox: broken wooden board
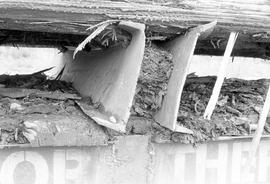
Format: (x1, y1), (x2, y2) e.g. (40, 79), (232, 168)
(0, 0), (269, 36)
(243, 83), (270, 181)
(0, 115), (109, 147)
(204, 32), (239, 119)
(0, 0), (269, 58)
(0, 88), (81, 100)
(0, 98), (108, 147)
(154, 21), (217, 133)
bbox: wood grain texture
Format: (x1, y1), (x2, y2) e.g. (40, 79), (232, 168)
(0, 0), (269, 33)
(0, 0), (269, 57)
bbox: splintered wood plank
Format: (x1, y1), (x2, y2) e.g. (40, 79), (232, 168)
(0, 112), (109, 147)
(203, 32), (238, 120)
(0, 87), (81, 100)
(0, 1), (269, 58)
(0, 0), (269, 36)
(242, 84), (270, 183)
(250, 84), (270, 156)
(154, 21), (216, 133)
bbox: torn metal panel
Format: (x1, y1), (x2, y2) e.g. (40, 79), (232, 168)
(61, 21), (145, 132)
(154, 21), (217, 133)
(75, 101), (126, 133)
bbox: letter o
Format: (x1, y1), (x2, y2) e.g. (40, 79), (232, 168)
(0, 151), (49, 184)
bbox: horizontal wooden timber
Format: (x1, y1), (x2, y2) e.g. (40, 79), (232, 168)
(0, 0), (269, 58)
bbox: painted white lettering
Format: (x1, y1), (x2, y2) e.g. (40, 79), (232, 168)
(66, 149), (83, 183)
(196, 143), (228, 184)
(196, 145), (207, 184)
(53, 150), (66, 184)
(241, 142), (256, 183)
(258, 141), (270, 182)
(231, 142), (242, 183)
(0, 151), (48, 184)
(173, 153), (185, 184)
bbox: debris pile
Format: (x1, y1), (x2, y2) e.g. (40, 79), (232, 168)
(178, 76), (270, 141)
(0, 69), (81, 144)
(152, 75), (270, 145)
(1, 45), (270, 146)
(0, 68), (76, 93)
(131, 45), (173, 118)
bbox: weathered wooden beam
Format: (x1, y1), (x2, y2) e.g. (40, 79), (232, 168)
(0, 0), (269, 57)
(1, 0), (269, 35)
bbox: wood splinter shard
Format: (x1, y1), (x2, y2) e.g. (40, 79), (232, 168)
(249, 84), (270, 158)
(242, 84), (270, 183)
(203, 32), (238, 120)
(73, 20), (120, 59)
